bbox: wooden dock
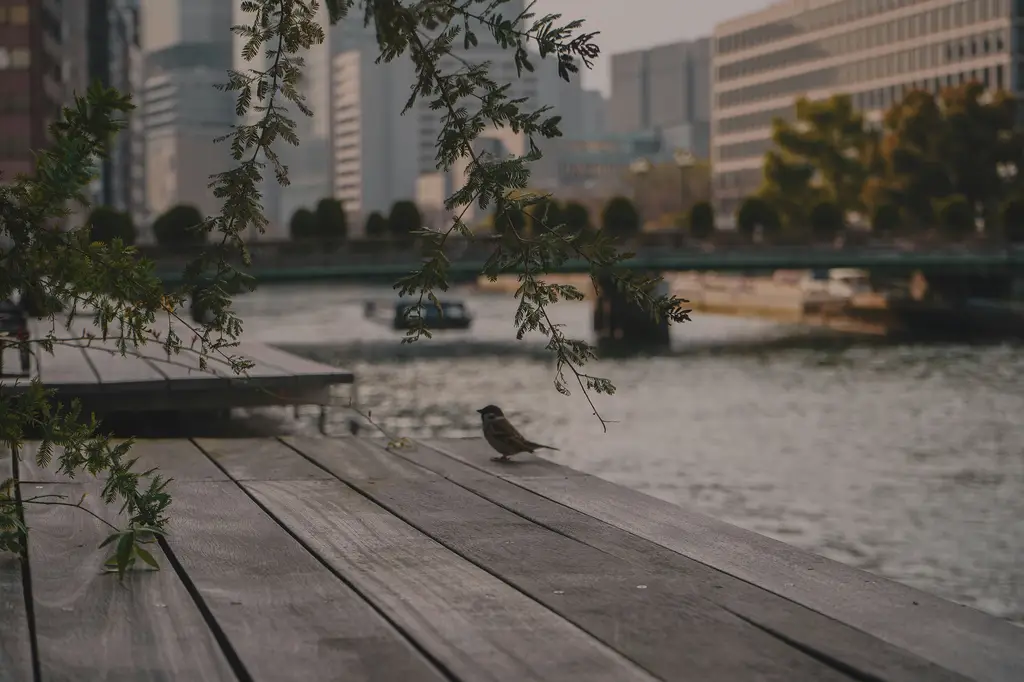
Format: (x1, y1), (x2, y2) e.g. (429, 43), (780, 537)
(2, 437), (1022, 681)
(0, 334), (353, 414)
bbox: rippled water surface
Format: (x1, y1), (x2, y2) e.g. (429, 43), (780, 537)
(231, 283), (1024, 623)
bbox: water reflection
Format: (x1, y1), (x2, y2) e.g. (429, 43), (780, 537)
(230, 283), (1024, 624)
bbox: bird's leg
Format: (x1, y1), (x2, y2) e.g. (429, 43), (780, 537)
(490, 455), (511, 463)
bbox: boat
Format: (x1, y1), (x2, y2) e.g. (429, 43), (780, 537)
(363, 299), (474, 331)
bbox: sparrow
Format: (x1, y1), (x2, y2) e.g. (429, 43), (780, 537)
(477, 405), (559, 462)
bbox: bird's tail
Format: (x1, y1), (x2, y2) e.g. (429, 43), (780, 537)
(529, 442), (559, 452)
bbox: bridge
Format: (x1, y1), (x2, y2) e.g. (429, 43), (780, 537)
(146, 241), (1024, 286)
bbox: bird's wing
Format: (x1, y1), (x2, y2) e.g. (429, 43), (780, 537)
(490, 417), (534, 450)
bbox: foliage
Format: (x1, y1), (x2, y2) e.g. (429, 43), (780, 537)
(933, 194), (975, 239)
(688, 201), (715, 240)
(289, 208), (318, 241)
(0, 84), (179, 578)
(562, 200), (591, 235)
(808, 200), (844, 241)
(87, 206), (136, 245)
(1000, 197), (1024, 243)
(152, 204), (206, 247)
(758, 83), (1024, 238)
(387, 200), (422, 240)
(492, 196), (528, 236)
(527, 197), (562, 237)
(314, 197), (347, 242)
(364, 211), (388, 239)
(870, 202), (902, 236)
(761, 95), (873, 229)
(736, 196), (780, 240)
(601, 196), (641, 238)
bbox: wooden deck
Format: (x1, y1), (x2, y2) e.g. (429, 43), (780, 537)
(0, 332), (353, 413)
(2, 438), (1022, 681)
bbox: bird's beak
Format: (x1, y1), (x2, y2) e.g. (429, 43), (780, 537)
(476, 408), (484, 414)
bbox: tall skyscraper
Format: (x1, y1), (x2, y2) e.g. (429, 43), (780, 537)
(140, 0), (234, 222)
(712, 0), (1016, 218)
(608, 38), (711, 157)
(0, 2), (64, 180)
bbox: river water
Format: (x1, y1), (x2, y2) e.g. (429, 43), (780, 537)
(227, 283), (1024, 624)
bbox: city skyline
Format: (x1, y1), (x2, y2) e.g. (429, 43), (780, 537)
(537, 0), (772, 93)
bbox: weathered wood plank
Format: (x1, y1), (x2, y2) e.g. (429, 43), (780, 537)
(382, 438), (973, 682)
(282, 436), (857, 682)
(0, 445), (33, 682)
(195, 438), (333, 481)
(423, 438), (1024, 682)
(211, 444), (653, 682)
(161, 440), (448, 681)
(77, 339), (169, 389)
(34, 342), (99, 387)
(15, 439), (221, 485)
(231, 342), (353, 381)
(23, 482), (237, 681)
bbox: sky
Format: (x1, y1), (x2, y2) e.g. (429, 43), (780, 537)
(533, 0), (773, 95)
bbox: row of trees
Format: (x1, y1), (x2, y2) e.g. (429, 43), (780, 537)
(289, 199), (424, 241)
(747, 82), (1024, 241)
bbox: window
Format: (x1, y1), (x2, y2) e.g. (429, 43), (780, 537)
(9, 5), (28, 25)
(11, 47), (29, 68)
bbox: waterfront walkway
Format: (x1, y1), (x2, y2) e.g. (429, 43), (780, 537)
(0, 326), (353, 415)
(3, 437), (1022, 681)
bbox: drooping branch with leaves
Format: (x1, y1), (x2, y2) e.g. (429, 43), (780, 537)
(1, 0), (689, 577)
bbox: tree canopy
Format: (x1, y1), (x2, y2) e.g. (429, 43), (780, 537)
(387, 200), (422, 239)
(688, 201), (715, 240)
(364, 211), (388, 239)
(314, 197), (347, 242)
(757, 82), (1024, 239)
(87, 206), (136, 245)
(601, 196), (641, 238)
(152, 204), (205, 247)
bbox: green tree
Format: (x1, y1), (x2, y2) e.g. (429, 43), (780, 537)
(152, 204), (205, 247)
(688, 201), (715, 240)
(387, 200), (422, 240)
(763, 94), (872, 220)
(3, 2), (690, 580)
(87, 206), (136, 245)
(601, 196), (641, 238)
(736, 196), (780, 240)
(562, 201), (591, 235)
(527, 197), (563, 236)
(870, 202), (902, 236)
(314, 197), (347, 242)
(365, 211), (388, 239)
(289, 208), (318, 241)
(493, 197), (528, 236)
(1000, 197), (1024, 243)
(808, 200), (844, 242)
(933, 194), (975, 240)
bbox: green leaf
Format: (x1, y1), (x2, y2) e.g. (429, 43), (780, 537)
(134, 545), (160, 570)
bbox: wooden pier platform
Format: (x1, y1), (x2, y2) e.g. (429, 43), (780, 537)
(2, 437), (1022, 681)
(0, 336), (353, 414)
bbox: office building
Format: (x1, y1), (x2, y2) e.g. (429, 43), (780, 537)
(331, 49), (419, 222)
(0, 1), (64, 180)
(141, 0), (234, 222)
(608, 38), (711, 157)
(712, 0), (1015, 217)
(581, 89), (608, 137)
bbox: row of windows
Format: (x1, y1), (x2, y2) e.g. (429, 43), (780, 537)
(0, 46), (30, 69)
(717, 31), (1006, 108)
(718, 0), (1008, 81)
(0, 5), (29, 25)
(715, 67), (1008, 162)
(717, 0), (1011, 55)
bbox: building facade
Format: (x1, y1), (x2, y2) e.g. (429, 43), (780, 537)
(140, 0), (234, 224)
(608, 38), (711, 158)
(712, 0), (1018, 218)
(0, 1), (64, 180)
(331, 49), (419, 224)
